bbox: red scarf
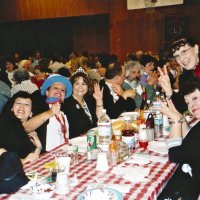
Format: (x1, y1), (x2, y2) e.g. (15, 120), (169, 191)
(55, 114), (69, 144)
(194, 63), (200, 77)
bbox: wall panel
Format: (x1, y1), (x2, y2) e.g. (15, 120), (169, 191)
(0, 0), (200, 62)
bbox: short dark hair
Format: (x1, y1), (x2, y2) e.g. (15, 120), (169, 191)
(105, 62), (122, 79)
(170, 36), (197, 54)
(2, 91), (32, 116)
(139, 55), (155, 67)
(180, 77), (200, 96)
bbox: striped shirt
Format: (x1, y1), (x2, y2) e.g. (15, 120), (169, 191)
(11, 80), (38, 96)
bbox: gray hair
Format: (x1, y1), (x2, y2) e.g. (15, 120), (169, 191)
(13, 69), (30, 84)
(124, 61), (143, 77)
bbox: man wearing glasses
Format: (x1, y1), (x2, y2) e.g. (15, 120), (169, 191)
(158, 36), (200, 113)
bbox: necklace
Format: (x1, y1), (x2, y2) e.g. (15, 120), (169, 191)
(55, 113), (68, 144)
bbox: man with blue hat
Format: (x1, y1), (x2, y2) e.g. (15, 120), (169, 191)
(24, 74), (72, 152)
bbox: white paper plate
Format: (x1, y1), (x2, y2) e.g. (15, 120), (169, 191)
(77, 188), (123, 200)
(120, 112), (139, 118)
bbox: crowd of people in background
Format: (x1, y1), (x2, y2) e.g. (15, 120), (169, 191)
(1, 35), (200, 198)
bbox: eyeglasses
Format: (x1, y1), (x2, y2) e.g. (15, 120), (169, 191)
(174, 47), (192, 61)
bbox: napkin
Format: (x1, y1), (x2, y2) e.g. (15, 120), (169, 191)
(69, 136), (87, 153)
(126, 153), (168, 164)
(147, 141), (168, 155)
(112, 166), (150, 183)
(126, 154), (150, 165)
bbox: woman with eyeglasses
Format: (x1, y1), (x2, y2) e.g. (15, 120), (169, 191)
(158, 36), (200, 113)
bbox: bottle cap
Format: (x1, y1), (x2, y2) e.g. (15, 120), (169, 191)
(147, 100), (150, 104)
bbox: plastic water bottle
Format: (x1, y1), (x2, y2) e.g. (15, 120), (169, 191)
(97, 109), (112, 150)
(152, 91), (161, 112)
(154, 111), (163, 140)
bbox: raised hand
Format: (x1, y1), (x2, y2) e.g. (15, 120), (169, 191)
(147, 71), (159, 86)
(111, 83), (124, 96)
(158, 65), (173, 96)
(158, 99), (182, 121)
(93, 83), (103, 101)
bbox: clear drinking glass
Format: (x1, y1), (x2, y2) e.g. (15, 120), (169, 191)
(66, 145), (79, 164)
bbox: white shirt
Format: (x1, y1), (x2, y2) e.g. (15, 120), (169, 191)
(46, 111), (69, 151)
(105, 82), (119, 103)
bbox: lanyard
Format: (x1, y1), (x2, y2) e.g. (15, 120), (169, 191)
(55, 114), (68, 144)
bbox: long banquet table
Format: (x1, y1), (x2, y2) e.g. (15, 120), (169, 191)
(0, 141), (177, 200)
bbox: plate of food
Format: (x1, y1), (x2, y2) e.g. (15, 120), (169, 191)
(77, 188), (123, 200)
(120, 112), (139, 118)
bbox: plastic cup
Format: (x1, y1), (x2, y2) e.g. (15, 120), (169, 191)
(96, 152), (109, 171)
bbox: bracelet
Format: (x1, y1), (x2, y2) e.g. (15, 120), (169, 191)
(96, 105), (103, 107)
(171, 116), (186, 124)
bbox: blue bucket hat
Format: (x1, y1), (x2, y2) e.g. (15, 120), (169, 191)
(41, 74), (72, 98)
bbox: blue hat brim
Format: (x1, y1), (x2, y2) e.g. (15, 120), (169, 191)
(41, 75), (72, 98)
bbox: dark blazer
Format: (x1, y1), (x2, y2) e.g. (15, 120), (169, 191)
(171, 70), (194, 113)
(159, 121), (200, 198)
(62, 94), (97, 139)
(0, 112), (35, 158)
(99, 79), (136, 119)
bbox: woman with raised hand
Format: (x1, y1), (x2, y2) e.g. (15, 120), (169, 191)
(157, 77), (200, 200)
(63, 67), (103, 138)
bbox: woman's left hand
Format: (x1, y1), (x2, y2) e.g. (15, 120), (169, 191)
(93, 83), (103, 102)
(158, 99), (183, 121)
(28, 131), (42, 149)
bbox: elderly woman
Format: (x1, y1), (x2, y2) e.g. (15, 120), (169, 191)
(157, 77), (200, 200)
(11, 69), (38, 96)
(0, 92), (42, 164)
(63, 67), (103, 138)
(24, 74), (72, 152)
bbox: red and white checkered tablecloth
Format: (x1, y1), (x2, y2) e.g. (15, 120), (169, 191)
(0, 143), (177, 200)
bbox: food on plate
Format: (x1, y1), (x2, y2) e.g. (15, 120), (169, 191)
(112, 120), (124, 131)
(112, 120), (138, 132)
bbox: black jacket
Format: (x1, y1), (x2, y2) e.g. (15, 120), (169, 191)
(62, 94), (97, 139)
(99, 79), (136, 119)
(0, 112), (35, 158)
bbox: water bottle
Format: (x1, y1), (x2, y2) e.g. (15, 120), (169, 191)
(97, 109), (112, 151)
(152, 91), (161, 112)
(154, 111), (163, 140)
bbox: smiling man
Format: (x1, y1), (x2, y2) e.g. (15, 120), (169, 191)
(158, 36), (200, 113)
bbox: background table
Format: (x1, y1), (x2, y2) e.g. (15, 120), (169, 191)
(0, 143), (177, 200)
